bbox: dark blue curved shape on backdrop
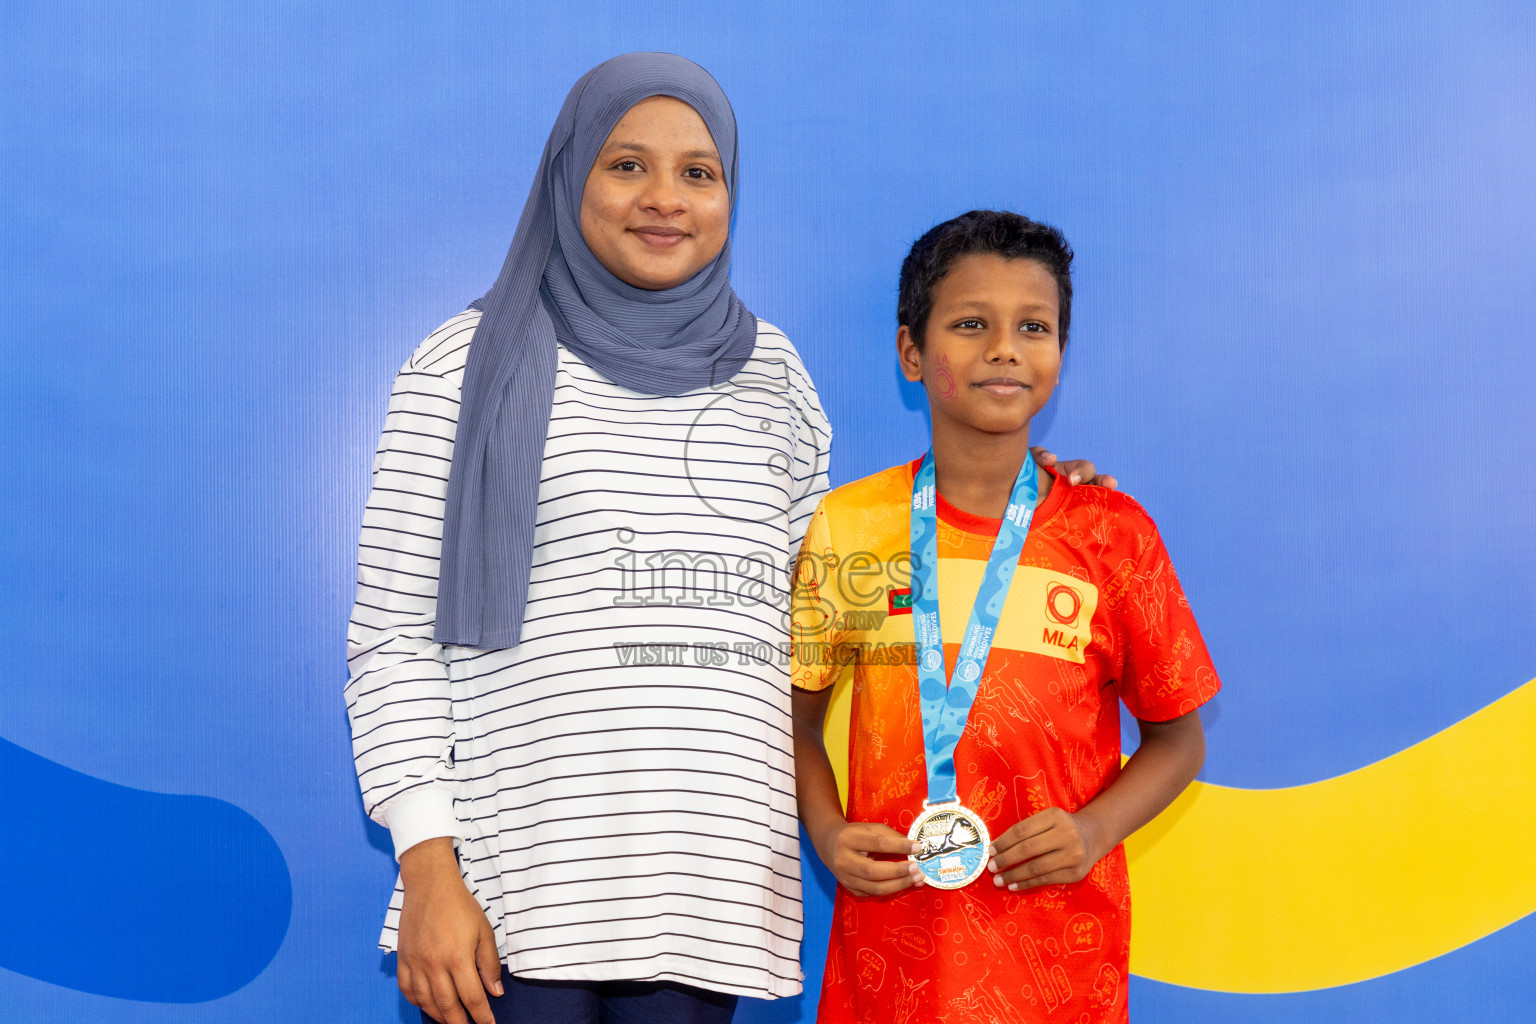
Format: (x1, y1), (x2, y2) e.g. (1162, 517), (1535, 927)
(0, 738), (292, 1002)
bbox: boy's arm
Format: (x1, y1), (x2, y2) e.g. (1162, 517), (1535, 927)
(792, 686), (925, 897)
(988, 709), (1205, 889)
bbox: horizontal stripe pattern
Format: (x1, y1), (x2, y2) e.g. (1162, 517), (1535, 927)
(346, 310), (830, 999)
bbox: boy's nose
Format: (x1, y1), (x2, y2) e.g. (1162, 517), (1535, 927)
(984, 330), (1023, 363)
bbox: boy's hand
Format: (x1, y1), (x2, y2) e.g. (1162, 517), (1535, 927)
(817, 821), (925, 897)
(1031, 446), (1118, 491)
(988, 807), (1108, 890)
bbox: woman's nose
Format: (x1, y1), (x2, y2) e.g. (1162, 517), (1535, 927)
(639, 174), (686, 215)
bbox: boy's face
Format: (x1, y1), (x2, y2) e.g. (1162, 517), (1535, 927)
(898, 254), (1062, 438)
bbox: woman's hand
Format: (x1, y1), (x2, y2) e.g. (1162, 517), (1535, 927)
(815, 821), (925, 897)
(1032, 446), (1118, 490)
(397, 837), (504, 1024)
(987, 806), (1109, 891)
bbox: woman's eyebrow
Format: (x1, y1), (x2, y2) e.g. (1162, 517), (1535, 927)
(599, 142), (721, 162)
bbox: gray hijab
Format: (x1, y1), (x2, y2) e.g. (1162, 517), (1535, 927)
(435, 53), (757, 650)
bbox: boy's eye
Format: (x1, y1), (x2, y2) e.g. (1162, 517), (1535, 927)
(1019, 321), (1049, 333)
(954, 318), (986, 330)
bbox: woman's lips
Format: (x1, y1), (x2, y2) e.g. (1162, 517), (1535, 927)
(631, 226), (688, 248)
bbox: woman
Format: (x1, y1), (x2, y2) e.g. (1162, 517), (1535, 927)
(345, 52), (1106, 1024)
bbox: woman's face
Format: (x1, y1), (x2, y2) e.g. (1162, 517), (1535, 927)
(580, 96), (731, 290)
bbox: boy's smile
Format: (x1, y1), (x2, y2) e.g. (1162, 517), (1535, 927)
(976, 375), (1029, 397)
(898, 253), (1063, 439)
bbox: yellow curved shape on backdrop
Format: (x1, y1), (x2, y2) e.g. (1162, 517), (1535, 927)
(820, 676), (1536, 992)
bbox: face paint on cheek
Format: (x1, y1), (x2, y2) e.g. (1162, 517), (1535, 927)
(933, 353), (958, 399)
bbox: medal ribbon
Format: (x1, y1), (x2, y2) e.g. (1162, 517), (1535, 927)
(910, 451), (1039, 805)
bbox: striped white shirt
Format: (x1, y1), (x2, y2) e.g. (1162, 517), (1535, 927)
(346, 309), (830, 999)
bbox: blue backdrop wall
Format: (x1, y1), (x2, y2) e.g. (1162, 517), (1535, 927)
(3, 2), (1534, 1021)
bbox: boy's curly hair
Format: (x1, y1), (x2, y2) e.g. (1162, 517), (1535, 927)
(897, 210), (1074, 349)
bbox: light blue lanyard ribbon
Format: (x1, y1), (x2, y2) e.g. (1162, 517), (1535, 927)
(910, 451), (1039, 805)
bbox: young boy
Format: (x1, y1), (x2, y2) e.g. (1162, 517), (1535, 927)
(791, 211), (1218, 1023)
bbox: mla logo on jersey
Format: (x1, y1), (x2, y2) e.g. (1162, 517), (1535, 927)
(1045, 582), (1083, 627)
(1042, 582), (1086, 656)
(1002, 569), (1096, 665)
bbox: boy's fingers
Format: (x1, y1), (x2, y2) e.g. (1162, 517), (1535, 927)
(990, 824), (1027, 853)
(874, 875), (920, 896)
(989, 832), (1060, 872)
(850, 856), (919, 883)
(851, 825), (921, 856)
(851, 872), (920, 897)
(996, 850), (1076, 889)
(991, 810), (1063, 854)
(1095, 474), (1119, 491)
(1030, 446), (1058, 466)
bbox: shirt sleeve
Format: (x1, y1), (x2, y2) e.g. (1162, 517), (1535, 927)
(344, 353), (463, 860)
(1116, 521), (1222, 722)
(791, 501), (850, 693)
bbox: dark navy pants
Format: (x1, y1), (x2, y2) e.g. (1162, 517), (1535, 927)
(420, 969), (738, 1024)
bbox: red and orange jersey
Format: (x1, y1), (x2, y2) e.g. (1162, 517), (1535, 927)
(793, 460), (1220, 1024)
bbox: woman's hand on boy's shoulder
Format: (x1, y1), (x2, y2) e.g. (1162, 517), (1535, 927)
(816, 821), (926, 897)
(1031, 446), (1118, 490)
(987, 806), (1109, 891)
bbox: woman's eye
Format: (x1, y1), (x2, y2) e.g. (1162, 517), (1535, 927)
(684, 166), (715, 180)
(614, 159), (641, 172)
